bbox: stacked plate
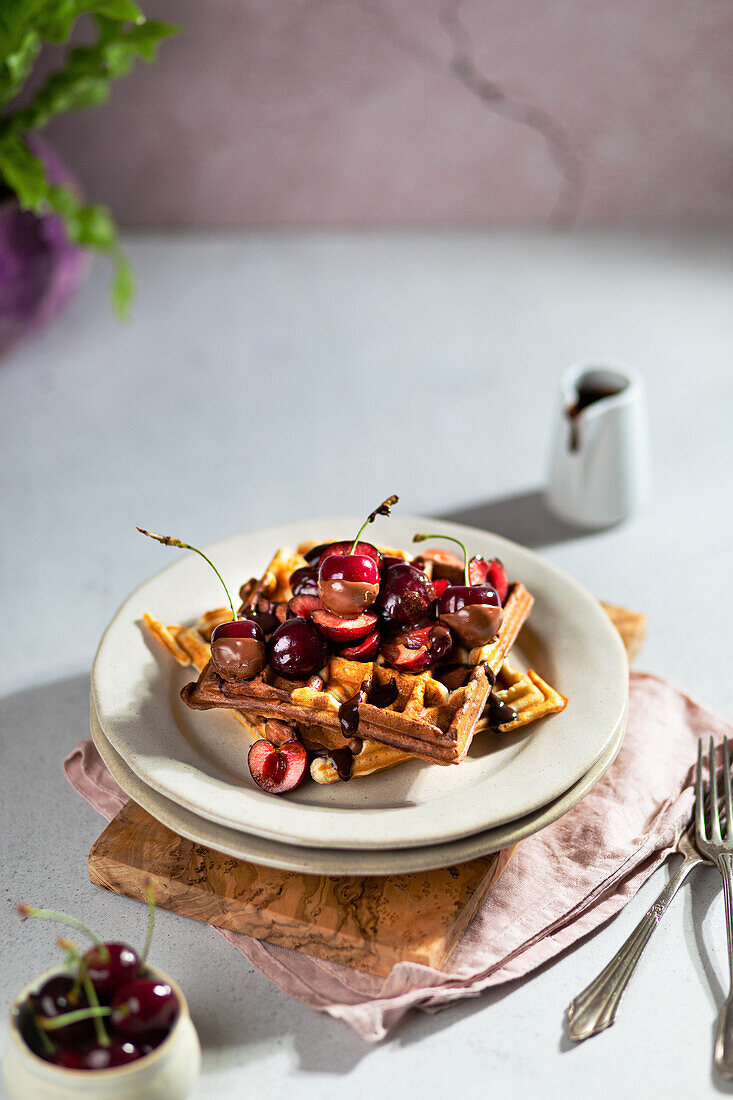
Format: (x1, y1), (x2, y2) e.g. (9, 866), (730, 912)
(91, 516), (629, 876)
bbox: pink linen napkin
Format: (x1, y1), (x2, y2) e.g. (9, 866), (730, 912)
(64, 671), (731, 1042)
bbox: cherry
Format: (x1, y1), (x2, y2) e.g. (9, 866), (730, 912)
(381, 622), (452, 672)
(110, 979), (179, 1041)
(338, 628), (382, 661)
(82, 942), (140, 998)
(248, 738), (308, 794)
(305, 540), (382, 568)
(413, 533), (504, 646)
(318, 553), (380, 618)
(210, 617), (266, 681)
(289, 565), (320, 597)
(317, 495), (398, 617)
(33, 976), (93, 1046)
(138, 1030), (169, 1054)
(378, 563), (435, 625)
(287, 594), (322, 619)
(53, 1046), (85, 1068)
(267, 617), (328, 679)
(81, 1041), (142, 1069)
(468, 557), (509, 604)
(311, 608), (378, 642)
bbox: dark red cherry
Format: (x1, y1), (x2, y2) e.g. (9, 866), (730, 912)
(210, 618), (266, 681)
(53, 1046), (85, 1068)
(289, 566), (320, 597)
(138, 1030), (169, 1054)
(81, 1041), (142, 1069)
(82, 941), (140, 998)
(378, 563), (435, 625)
(318, 553), (380, 618)
(248, 738), (308, 794)
(33, 976), (92, 1045)
(381, 622), (452, 672)
(110, 979), (179, 1040)
(267, 617), (329, 679)
(437, 584), (503, 646)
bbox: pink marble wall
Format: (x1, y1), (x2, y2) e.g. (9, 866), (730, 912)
(44, 0), (733, 226)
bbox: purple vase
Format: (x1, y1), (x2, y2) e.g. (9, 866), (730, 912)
(0, 137), (90, 358)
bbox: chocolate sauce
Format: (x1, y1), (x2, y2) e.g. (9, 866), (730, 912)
(567, 378), (626, 451)
(440, 603), (503, 647)
(487, 692), (518, 730)
(366, 677), (399, 709)
(318, 577), (379, 618)
(210, 636), (265, 681)
(338, 691), (364, 739)
(329, 747), (354, 782)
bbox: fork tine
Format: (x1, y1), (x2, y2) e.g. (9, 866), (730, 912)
(724, 737), (733, 841)
(697, 738), (707, 841)
(710, 735), (722, 842)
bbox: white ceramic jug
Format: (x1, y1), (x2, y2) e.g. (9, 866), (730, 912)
(545, 362), (650, 527)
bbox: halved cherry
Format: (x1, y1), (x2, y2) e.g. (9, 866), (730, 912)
(338, 628), (381, 661)
(312, 609), (378, 642)
(248, 739), (308, 794)
(468, 556), (509, 603)
(433, 578), (450, 598)
(381, 622), (452, 673)
(287, 594), (322, 619)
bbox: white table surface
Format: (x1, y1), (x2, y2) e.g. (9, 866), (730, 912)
(1, 229), (733, 1099)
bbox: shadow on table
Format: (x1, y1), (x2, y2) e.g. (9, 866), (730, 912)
(436, 488), (597, 550)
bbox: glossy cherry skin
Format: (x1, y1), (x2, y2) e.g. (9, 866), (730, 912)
(267, 617), (329, 679)
(110, 979), (179, 1040)
(210, 618), (266, 680)
(436, 583), (503, 646)
(33, 976), (93, 1046)
(381, 622), (452, 672)
(378, 563), (435, 625)
(81, 1042), (142, 1069)
(317, 553), (380, 618)
(305, 540), (381, 568)
(82, 942), (140, 998)
(289, 566), (319, 597)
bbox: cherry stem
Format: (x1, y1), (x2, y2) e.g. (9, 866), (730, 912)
(17, 906), (107, 954)
(80, 962), (111, 1048)
(137, 528), (236, 620)
(350, 494), (399, 555)
(139, 886), (156, 968)
(37, 1006), (112, 1031)
(412, 533), (469, 586)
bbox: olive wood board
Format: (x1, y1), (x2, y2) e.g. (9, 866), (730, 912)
(87, 603), (643, 977)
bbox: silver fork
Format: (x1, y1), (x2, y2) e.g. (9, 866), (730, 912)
(695, 735), (733, 1079)
(566, 821), (706, 1041)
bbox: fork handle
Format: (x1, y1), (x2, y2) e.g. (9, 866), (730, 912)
(567, 851), (703, 1041)
(714, 853), (733, 1078)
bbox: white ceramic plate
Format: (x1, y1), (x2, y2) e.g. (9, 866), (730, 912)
(90, 699), (625, 875)
(92, 516), (628, 850)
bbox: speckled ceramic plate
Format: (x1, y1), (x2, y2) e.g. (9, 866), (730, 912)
(92, 516), (628, 850)
(90, 699), (625, 875)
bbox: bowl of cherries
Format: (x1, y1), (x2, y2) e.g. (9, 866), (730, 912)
(3, 898), (201, 1100)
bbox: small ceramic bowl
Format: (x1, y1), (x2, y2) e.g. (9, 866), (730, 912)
(3, 963), (201, 1100)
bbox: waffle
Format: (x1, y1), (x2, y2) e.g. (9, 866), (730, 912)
(310, 661), (568, 783)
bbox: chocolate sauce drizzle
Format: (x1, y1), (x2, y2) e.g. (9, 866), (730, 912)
(333, 677), (399, 780)
(487, 692), (518, 730)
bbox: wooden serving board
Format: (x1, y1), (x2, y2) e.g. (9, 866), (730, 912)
(88, 605), (644, 977)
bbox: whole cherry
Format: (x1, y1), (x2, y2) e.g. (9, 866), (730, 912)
(267, 617), (328, 679)
(413, 533), (503, 646)
(110, 979), (179, 1041)
(378, 562), (435, 625)
(317, 495), (398, 618)
(82, 941), (140, 998)
(137, 528), (266, 681)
